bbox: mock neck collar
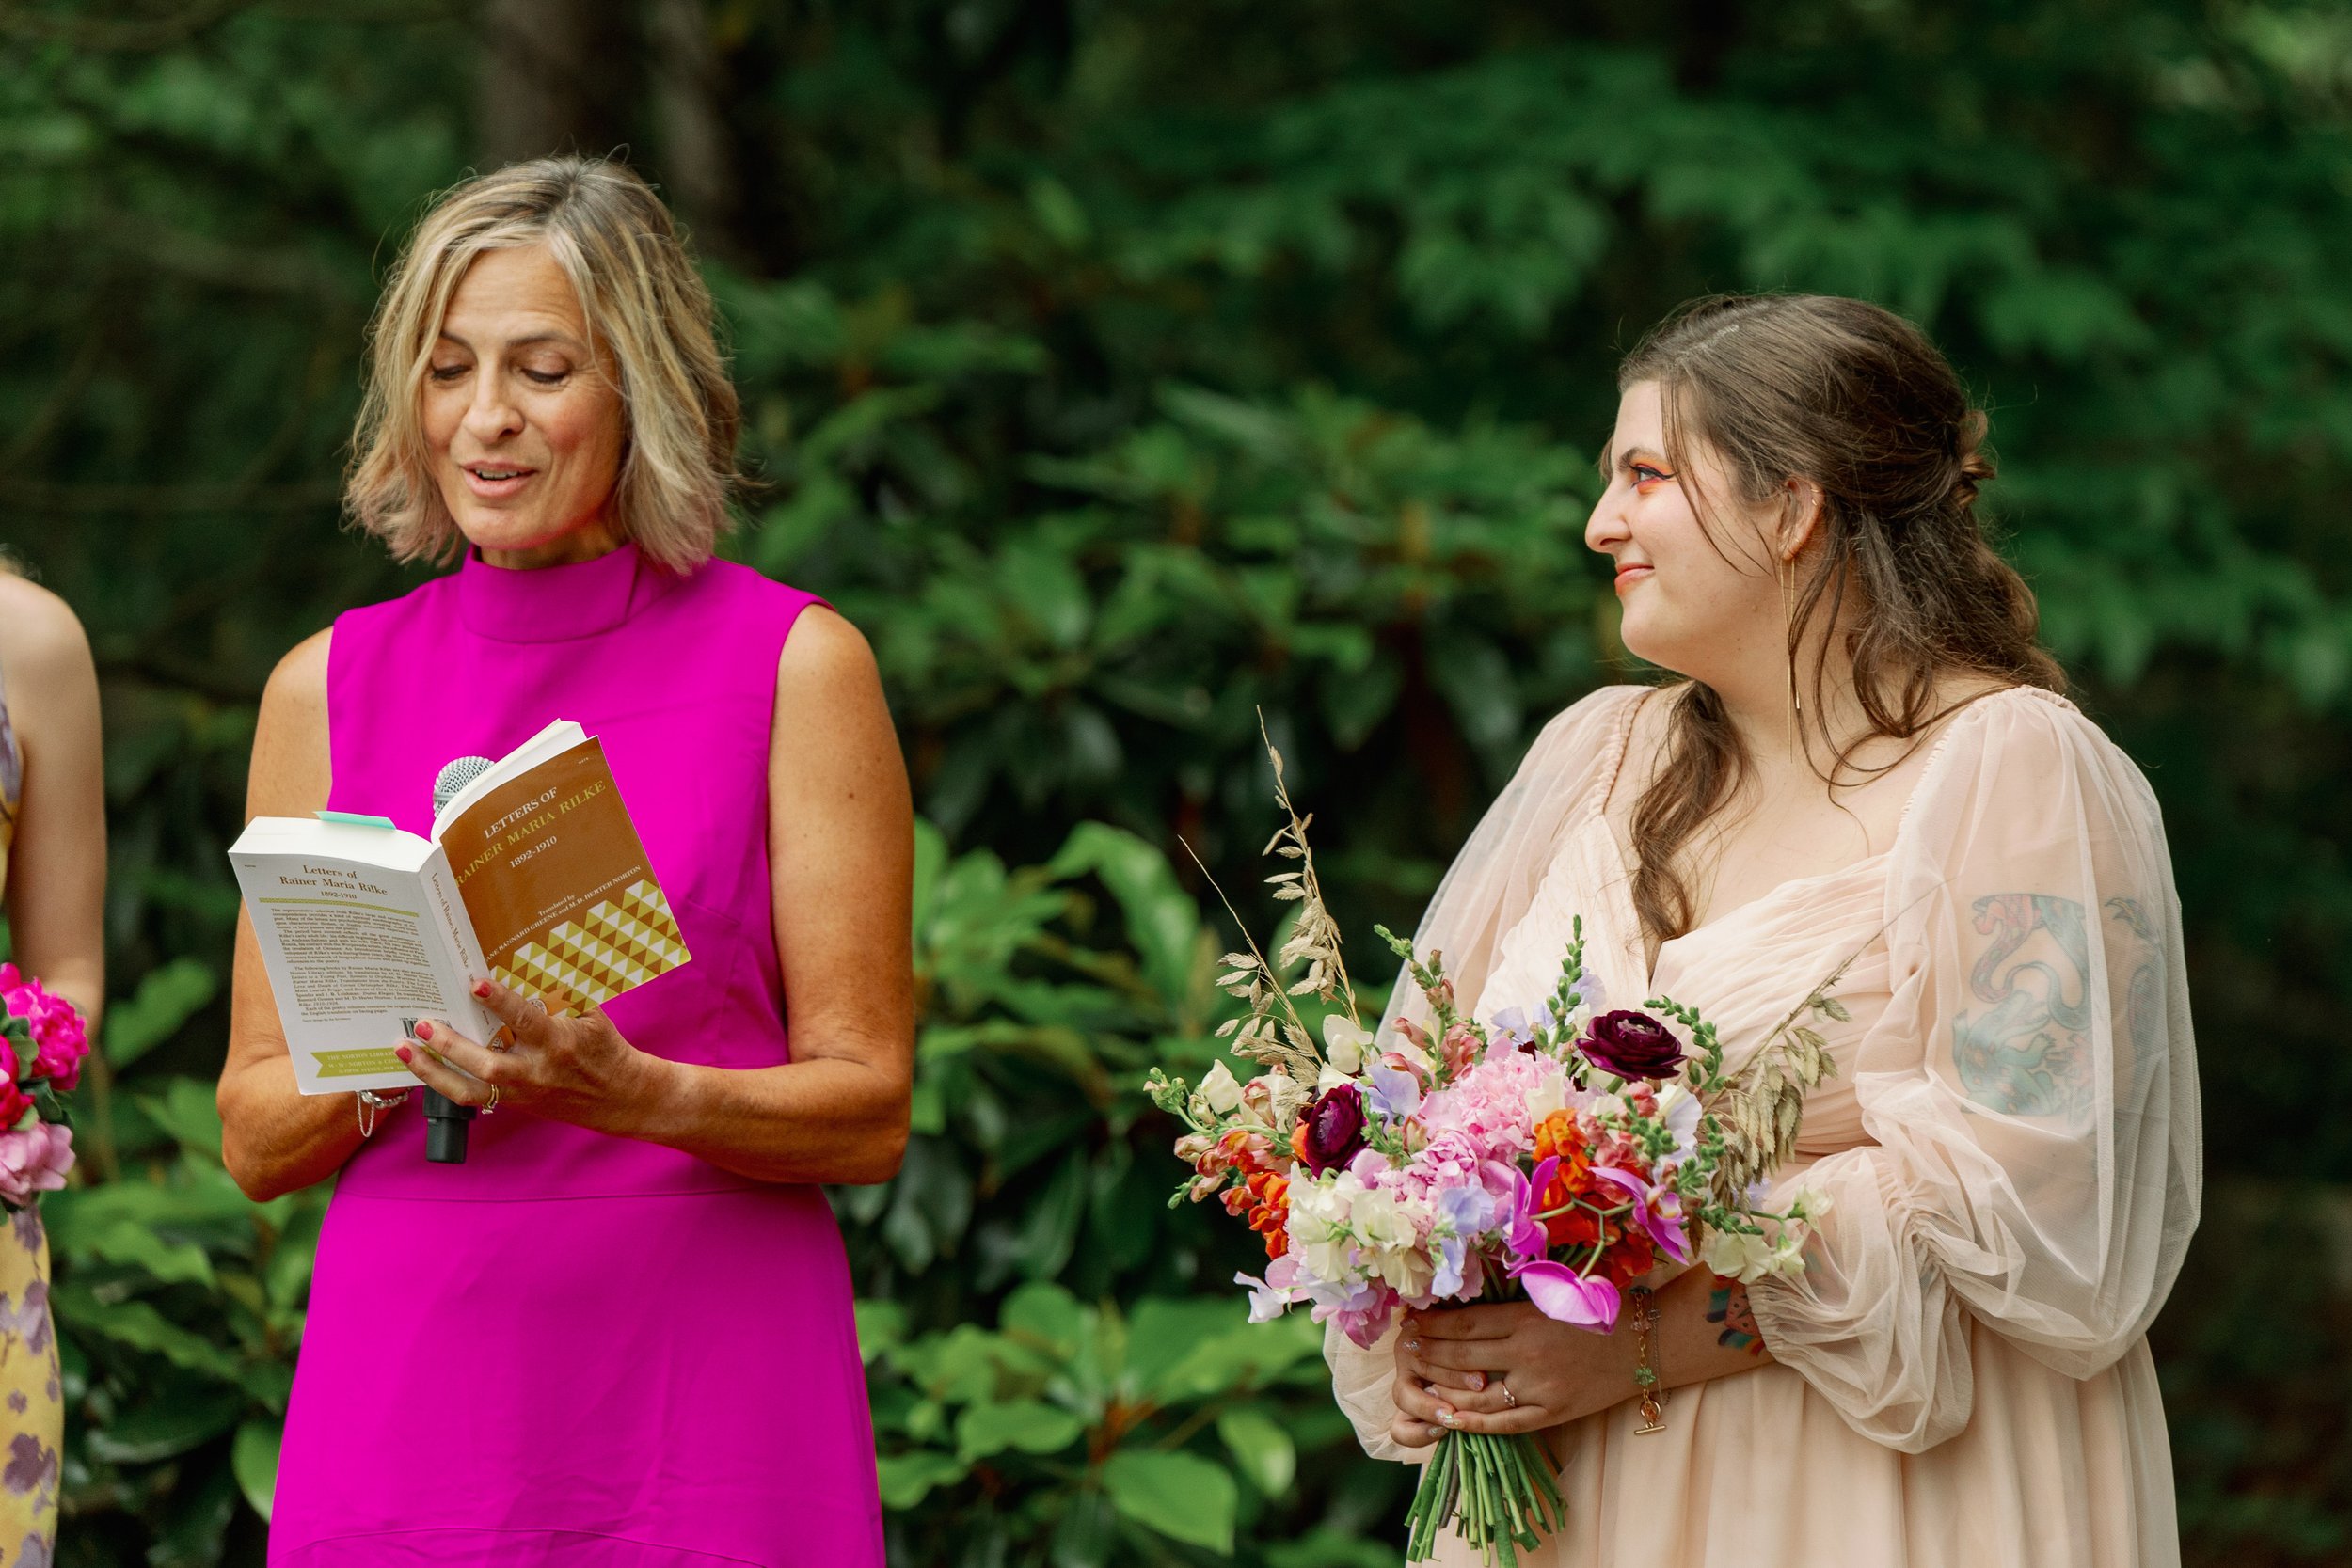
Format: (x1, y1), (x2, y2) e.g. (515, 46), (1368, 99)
(456, 542), (648, 642)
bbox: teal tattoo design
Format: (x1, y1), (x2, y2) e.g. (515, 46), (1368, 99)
(1953, 894), (2094, 1118)
(1952, 893), (2159, 1119)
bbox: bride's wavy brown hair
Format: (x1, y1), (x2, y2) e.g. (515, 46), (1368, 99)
(1617, 293), (2065, 946)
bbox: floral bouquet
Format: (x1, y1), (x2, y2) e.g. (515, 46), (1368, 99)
(0, 963), (87, 1211)
(1147, 740), (1843, 1566)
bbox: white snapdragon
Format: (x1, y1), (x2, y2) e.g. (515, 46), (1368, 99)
(1200, 1060), (1244, 1116)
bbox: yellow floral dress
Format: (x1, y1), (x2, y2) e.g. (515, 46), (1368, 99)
(0, 667), (62, 1564)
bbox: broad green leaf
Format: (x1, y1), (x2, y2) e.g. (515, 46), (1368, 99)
(1045, 822), (1202, 1005)
(1217, 1405), (1296, 1495)
(1012, 1153), (1089, 1283)
(263, 1197), (326, 1310)
(53, 1285), (244, 1382)
(1102, 1449), (1237, 1554)
(86, 1386), (243, 1464)
(855, 1299), (909, 1365)
(1001, 1281), (1087, 1360)
(68, 1216), (215, 1287)
(136, 1077), (226, 1162)
(1146, 1312), (1326, 1402)
(955, 1397), (1085, 1462)
(876, 1449), (968, 1510)
(232, 1418), (282, 1523)
(104, 959), (219, 1069)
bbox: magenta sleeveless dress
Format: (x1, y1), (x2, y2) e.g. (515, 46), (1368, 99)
(269, 545), (884, 1567)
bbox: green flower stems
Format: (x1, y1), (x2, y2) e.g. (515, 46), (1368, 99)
(1403, 1429), (1564, 1566)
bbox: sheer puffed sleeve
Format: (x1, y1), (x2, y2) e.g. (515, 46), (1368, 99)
(1330, 685), (1649, 1462)
(1744, 689), (2201, 1452)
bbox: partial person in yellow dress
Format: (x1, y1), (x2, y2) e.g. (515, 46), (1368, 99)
(0, 556), (107, 1564)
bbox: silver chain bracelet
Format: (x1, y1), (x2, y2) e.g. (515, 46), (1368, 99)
(356, 1088), (407, 1138)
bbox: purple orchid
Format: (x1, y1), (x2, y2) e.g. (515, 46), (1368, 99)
(1504, 1156), (1560, 1265)
(1590, 1164), (1694, 1265)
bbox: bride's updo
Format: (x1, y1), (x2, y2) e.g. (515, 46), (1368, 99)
(1614, 293), (2064, 945)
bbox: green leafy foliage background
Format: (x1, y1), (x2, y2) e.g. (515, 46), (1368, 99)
(3, 1), (2349, 1562)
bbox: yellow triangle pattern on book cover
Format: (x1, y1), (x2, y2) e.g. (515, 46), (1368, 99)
(490, 879), (691, 1015)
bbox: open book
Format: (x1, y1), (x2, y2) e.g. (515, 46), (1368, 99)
(230, 720), (691, 1094)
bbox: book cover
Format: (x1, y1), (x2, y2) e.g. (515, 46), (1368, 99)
(436, 736), (691, 1017)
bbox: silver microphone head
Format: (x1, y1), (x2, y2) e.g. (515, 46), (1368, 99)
(432, 755), (496, 814)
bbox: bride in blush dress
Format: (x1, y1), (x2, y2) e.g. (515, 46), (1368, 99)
(1326, 294), (2199, 1568)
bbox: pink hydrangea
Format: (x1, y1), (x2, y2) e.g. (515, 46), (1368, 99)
(1414, 1039), (1563, 1161)
(0, 964), (89, 1092)
(0, 1121), (72, 1209)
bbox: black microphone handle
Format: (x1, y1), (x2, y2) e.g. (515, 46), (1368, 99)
(421, 1086), (475, 1164)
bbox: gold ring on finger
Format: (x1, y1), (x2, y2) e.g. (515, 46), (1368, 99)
(483, 1085), (501, 1116)
(1501, 1374), (1517, 1409)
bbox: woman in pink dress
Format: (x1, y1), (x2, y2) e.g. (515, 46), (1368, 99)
(1327, 295), (2199, 1566)
(216, 158), (914, 1567)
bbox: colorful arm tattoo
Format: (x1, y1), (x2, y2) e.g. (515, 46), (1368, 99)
(1706, 1274), (1766, 1357)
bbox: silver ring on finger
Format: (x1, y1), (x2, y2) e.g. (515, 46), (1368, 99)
(1500, 1374), (1517, 1409)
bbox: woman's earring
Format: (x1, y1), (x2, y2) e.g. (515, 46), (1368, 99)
(1780, 554), (1802, 753)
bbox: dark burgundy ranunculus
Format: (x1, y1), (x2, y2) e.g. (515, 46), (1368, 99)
(1298, 1084), (1368, 1174)
(1578, 1009), (1686, 1081)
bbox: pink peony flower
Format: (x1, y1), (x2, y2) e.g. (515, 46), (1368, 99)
(0, 966), (88, 1092)
(0, 1121), (73, 1208)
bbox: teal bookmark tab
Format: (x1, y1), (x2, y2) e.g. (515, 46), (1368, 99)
(314, 811), (399, 830)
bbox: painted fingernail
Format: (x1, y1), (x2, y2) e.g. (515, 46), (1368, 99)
(415, 1022), (435, 1040)
(1468, 1373), (1485, 1390)
(473, 981), (492, 998)
(1438, 1407), (1459, 1427)
(395, 1046), (413, 1064)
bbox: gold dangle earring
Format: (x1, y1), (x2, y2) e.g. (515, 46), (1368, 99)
(1780, 553), (1802, 754)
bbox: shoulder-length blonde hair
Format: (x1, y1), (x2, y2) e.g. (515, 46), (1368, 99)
(346, 157), (739, 572)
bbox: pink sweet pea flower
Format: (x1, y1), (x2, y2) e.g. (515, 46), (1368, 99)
(0, 1121), (73, 1208)
(1590, 1164), (1694, 1266)
(1507, 1259), (1621, 1330)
